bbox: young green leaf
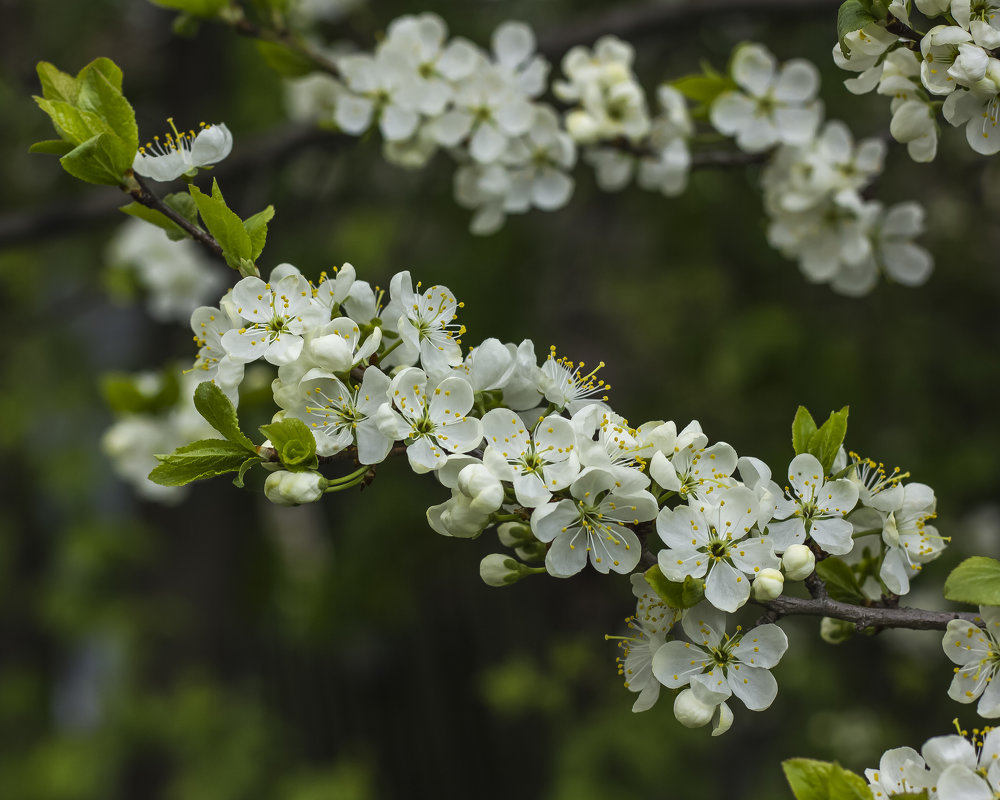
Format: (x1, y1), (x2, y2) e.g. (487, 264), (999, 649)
(36, 61), (78, 104)
(828, 764), (874, 800)
(669, 73), (735, 104)
(76, 66), (138, 154)
(644, 564), (684, 608)
(233, 457), (260, 488)
(149, 439), (256, 486)
(807, 406), (849, 474)
(29, 139), (77, 155)
(60, 133), (133, 185)
(259, 417), (319, 471)
(189, 181), (253, 269)
(119, 202), (186, 239)
(255, 40), (317, 77)
(944, 557), (1000, 606)
(34, 97), (112, 145)
(244, 205), (275, 260)
(193, 381), (257, 453)
(77, 57), (124, 92)
(815, 558), (866, 604)
(792, 406), (818, 455)
(783, 758), (836, 800)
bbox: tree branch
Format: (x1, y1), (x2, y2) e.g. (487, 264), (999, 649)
(538, 0), (842, 57)
(126, 173), (225, 261)
(757, 594), (983, 631)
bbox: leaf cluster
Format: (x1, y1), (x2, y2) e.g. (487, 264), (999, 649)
(792, 405), (850, 474)
(32, 59), (138, 186)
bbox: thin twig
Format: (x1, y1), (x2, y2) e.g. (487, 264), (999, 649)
(126, 173), (224, 261)
(757, 594), (983, 631)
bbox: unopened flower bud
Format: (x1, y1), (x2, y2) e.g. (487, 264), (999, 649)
(673, 689), (715, 728)
(308, 333), (353, 373)
(752, 568), (784, 601)
(820, 617), (855, 644)
(497, 522), (533, 547)
(566, 110), (601, 144)
(264, 470), (326, 506)
(781, 544), (816, 581)
(515, 540), (547, 563)
(457, 464), (504, 514)
(479, 554), (523, 587)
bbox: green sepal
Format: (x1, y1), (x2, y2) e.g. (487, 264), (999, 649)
(149, 439), (257, 486)
(193, 381), (257, 453)
(782, 759), (873, 800)
(644, 565), (705, 609)
(838, 1), (879, 57)
(243, 205), (275, 260)
(119, 202), (186, 239)
(148, 0), (228, 17)
(233, 457), (260, 488)
(101, 371), (180, 415)
(944, 557), (1000, 606)
(29, 139), (76, 155)
(189, 180), (253, 269)
(815, 557), (866, 604)
(792, 406), (818, 456)
(255, 40), (317, 77)
(59, 133), (132, 186)
(259, 417), (319, 471)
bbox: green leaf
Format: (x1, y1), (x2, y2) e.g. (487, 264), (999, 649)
(255, 40), (317, 77)
(76, 64), (138, 154)
(29, 139), (76, 155)
(148, 0), (228, 16)
(669, 73), (735, 104)
(193, 381), (257, 453)
(233, 457), (260, 488)
(784, 758), (835, 800)
(189, 181), (252, 269)
(259, 417), (319, 471)
(828, 763), (874, 800)
(34, 97), (112, 145)
(644, 564), (684, 608)
(838, 1), (878, 56)
(892, 793), (929, 800)
(36, 61), (78, 104)
(944, 557), (1000, 606)
(792, 406), (818, 455)
(59, 133), (132, 185)
(77, 57), (123, 92)
(164, 192), (200, 226)
(149, 439), (255, 486)
(119, 202), (186, 239)
(807, 406), (849, 474)
(815, 557), (866, 604)
(244, 205), (274, 260)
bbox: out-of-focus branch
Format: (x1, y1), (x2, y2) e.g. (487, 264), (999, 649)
(538, 0), (841, 56)
(0, 124), (338, 250)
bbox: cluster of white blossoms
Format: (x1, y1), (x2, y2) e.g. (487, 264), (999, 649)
(866, 723), (1000, 798)
(835, 0), (1000, 158)
(282, 19), (933, 295)
(110, 259), (950, 735)
(107, 218), (225, 323)
(709, 43), (934, 295)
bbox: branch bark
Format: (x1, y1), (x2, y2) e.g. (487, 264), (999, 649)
(757, 594), (982, 631)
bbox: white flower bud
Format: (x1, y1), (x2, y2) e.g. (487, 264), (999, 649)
(264, 470), (326, 505)
(566, 110), (601, 144)
(479, 554), (522, 587)
(307, 333), (353, 373)
(820, 617), (855, 644)
(752, 568), (784, 601)
(781, 544), (816, 581)
(426, 492), (490, 539)
(457, 464), (504, 514)
(497, 522), (532, 547)
(673, 689), (715, 728)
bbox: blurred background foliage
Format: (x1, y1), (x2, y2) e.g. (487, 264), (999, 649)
(2, 0), (999, 797)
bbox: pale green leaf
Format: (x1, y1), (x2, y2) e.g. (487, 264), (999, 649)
(944, 557), (1000, 606)
(149, 439), (255, 486)
(193, 381), (257, 453)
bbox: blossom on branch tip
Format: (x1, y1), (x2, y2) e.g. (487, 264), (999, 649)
(133, 120), (232, 182)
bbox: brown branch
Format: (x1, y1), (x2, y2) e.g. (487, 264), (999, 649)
(757, 594), (983, 631)
(126, 173), (225, 261)
(538, 0), (842, 57)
